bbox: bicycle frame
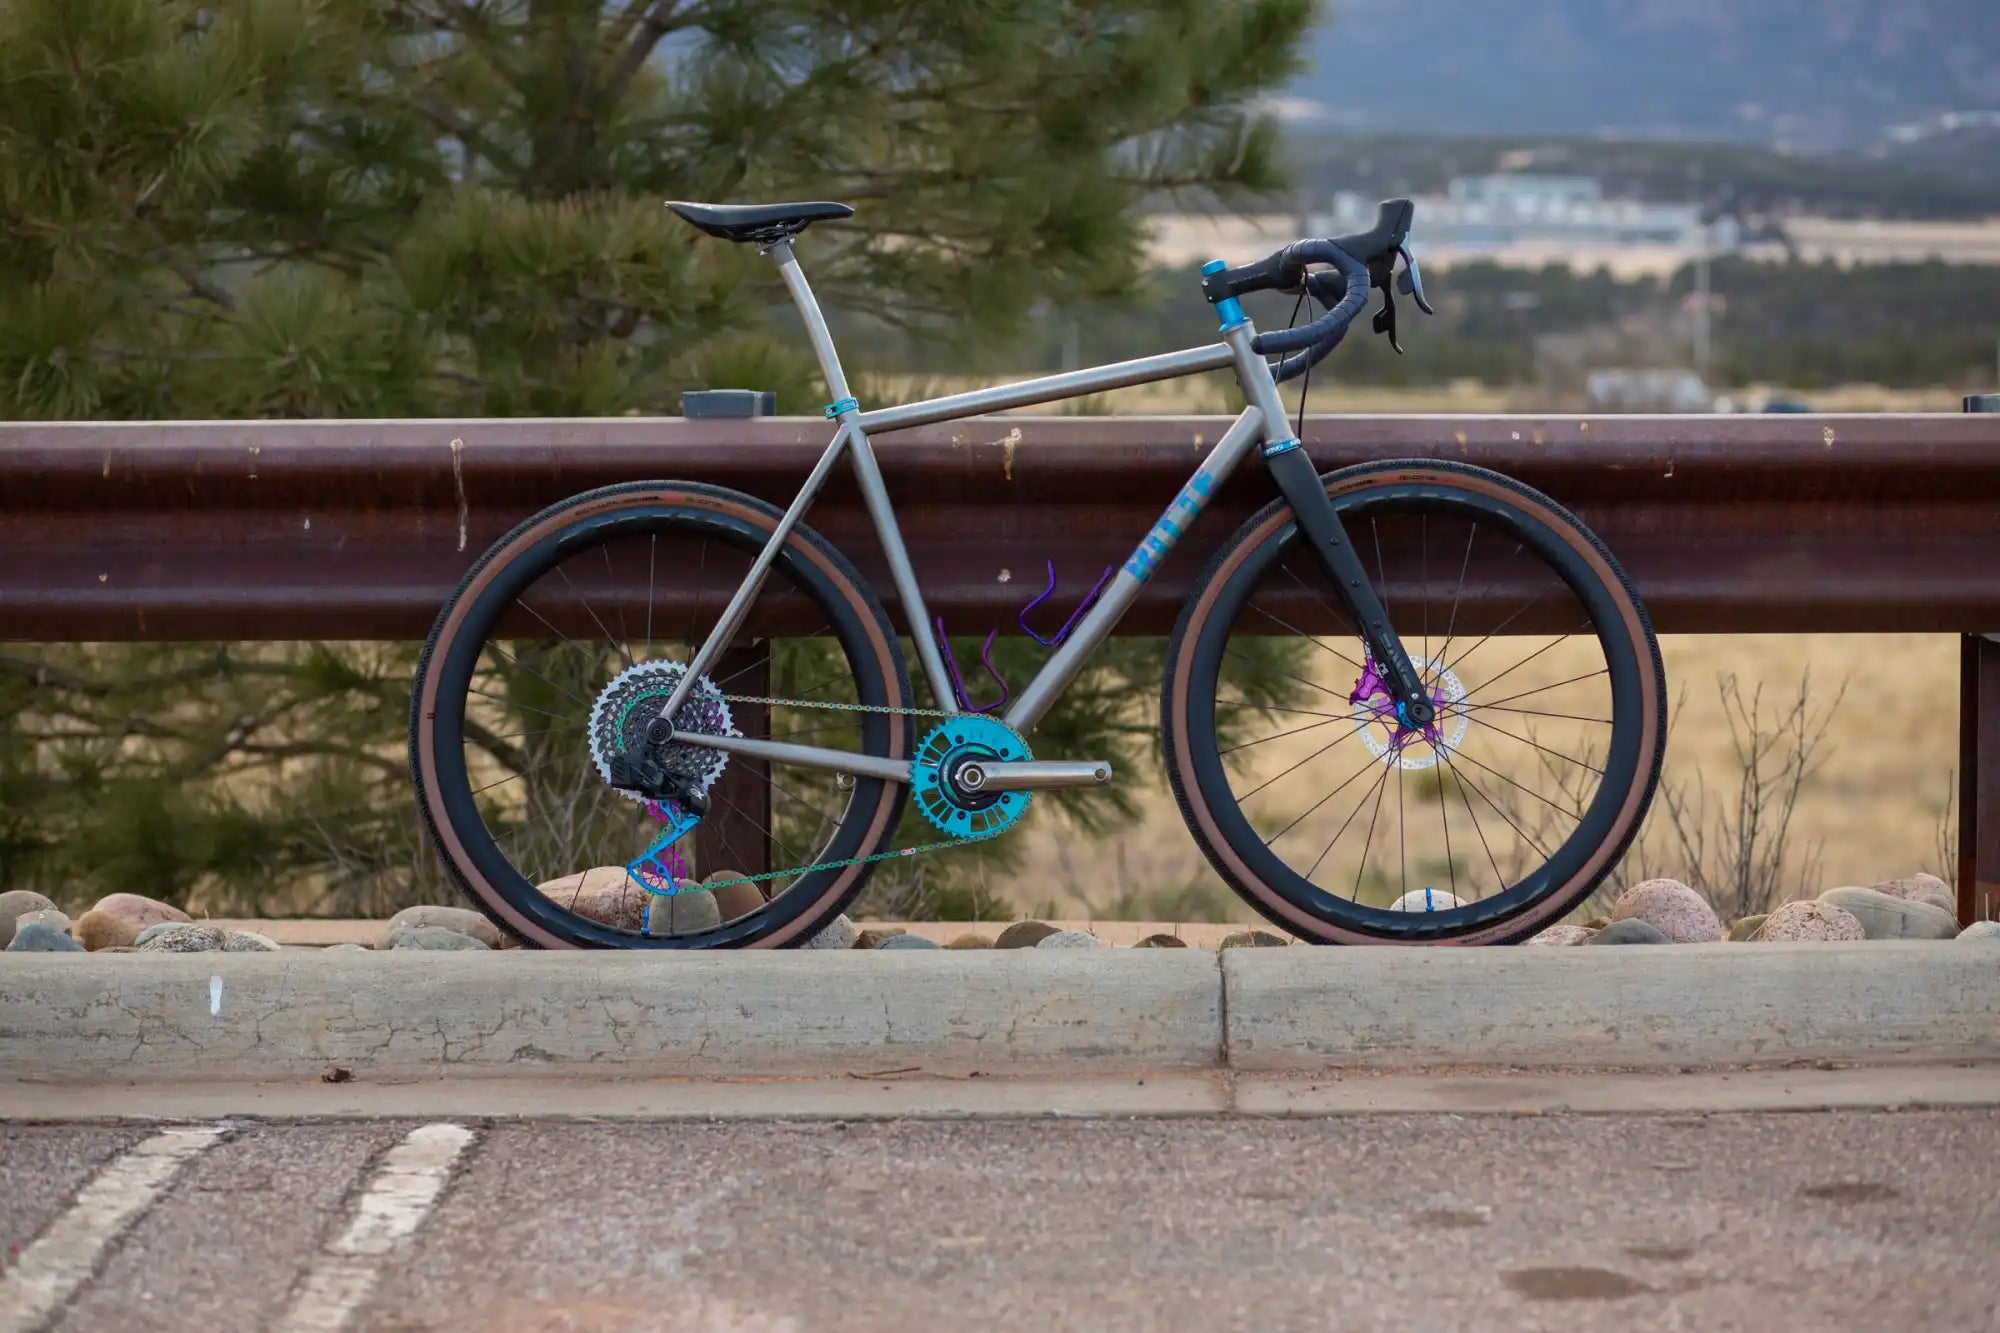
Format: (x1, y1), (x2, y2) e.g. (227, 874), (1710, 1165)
(664, 237), (1309, 785)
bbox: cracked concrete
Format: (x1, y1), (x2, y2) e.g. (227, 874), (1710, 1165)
(1, 942), (1995, 1086)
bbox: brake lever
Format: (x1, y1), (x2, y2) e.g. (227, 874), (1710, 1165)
(1396, 245), (1435, 315)
(1372, 287), (1402, 354)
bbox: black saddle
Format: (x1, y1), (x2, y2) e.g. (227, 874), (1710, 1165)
(666, 200), (853, 244)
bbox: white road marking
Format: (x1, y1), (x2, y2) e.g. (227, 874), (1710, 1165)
(276, 1121), (476, 1332)
(0, 1124), (226, 1333)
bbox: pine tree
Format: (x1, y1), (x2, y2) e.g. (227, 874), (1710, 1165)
(0, 0), (1316, 915)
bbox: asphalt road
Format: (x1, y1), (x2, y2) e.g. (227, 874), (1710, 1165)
(3, 1110), (1997, 1332)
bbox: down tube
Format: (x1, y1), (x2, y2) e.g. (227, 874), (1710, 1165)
(1003, 406), (1266, 734)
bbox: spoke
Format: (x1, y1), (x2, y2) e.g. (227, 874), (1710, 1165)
(485, 641), (592, 708)
(602, 544), (633, 666)
(1441, 751), (1512, 890)
(469, 752), (557, 798)
(1221, 713), (1351, 756)
(1449, 745), (1581, 825)
(1224, 647), (1355, 705)
(767, 773), (843, 851)
(644, 533), (657, 661)
(1236, 719), (1364, 803)
(1420, 512), (1429, 665)
(1396, 751), (1408, 901)
(1214, 697), (1355, 722)
(1260, 750), (1386, 847)
(709, 784), (814, 877)
(1462, 668), (1610, 713)
(1457, 702), (1611, 725)
(1442, 749), (1554, 865)
(513, 597), (595, 664)
(1432, 534), (1507, 671)
(554, 564), (635, 672)
(1276, 560), (1365, 659)
(1344, 759), (1395, 899)
(1434, 757), (1460, 902)
(466, 687), (581, 725)
(1440, 575), (1552, 675)
(1306, 759), (1392, 881)
(1457, 627), (1595, 705)
(687, 538), (707, 649)
(1464, 716), (1605, 776)
(1245, 593), (1363, 673)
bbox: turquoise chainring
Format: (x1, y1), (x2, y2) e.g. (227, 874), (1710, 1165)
(910, 716), (1032, 839)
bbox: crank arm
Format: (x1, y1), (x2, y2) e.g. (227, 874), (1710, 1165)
(1264, 448), (1435, 725)
(954, 759), (1113, 793)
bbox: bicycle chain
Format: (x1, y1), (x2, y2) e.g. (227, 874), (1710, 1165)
(649, 694), (1005, 895)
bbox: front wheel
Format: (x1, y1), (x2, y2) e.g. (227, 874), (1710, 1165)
(1162, 460), (1665, 944)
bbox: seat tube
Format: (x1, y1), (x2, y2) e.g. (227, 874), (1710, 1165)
(765, 240), (958, 713)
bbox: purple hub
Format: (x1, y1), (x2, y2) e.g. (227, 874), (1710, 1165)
(1348, 660), (1449, 754)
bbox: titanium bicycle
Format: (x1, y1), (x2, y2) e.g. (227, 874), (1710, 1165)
(409, 197), (1666, 947)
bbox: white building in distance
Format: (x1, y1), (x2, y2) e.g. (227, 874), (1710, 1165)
(1312, 174), (1737, 258)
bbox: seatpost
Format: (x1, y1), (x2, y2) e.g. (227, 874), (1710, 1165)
(765, 240), (855, 412)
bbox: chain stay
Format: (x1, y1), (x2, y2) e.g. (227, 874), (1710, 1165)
(638, 692), (1007, 895)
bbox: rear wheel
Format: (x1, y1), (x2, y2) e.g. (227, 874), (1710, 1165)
(1162, 460), (1665, 944)
(410, 481), (911, 948)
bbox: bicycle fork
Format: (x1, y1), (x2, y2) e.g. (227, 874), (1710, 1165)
(1221, 324), (1438, 729)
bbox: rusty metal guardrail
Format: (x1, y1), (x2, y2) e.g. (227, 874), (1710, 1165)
(2, 412), (1997, 921)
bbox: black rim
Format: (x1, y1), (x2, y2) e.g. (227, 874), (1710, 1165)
(1183, 478), (1649, 941)
(422, 498), (902, 948)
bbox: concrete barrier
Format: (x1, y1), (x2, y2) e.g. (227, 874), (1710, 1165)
(0, 950), (1223, 1083)
(1221, 941), (2000, 1070)
(4, 942), (1997, 1086)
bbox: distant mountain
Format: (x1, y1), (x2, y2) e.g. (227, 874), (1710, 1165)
(1293, 0), (2000, 150)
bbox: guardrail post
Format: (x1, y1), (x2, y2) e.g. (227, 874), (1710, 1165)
(1961, 394), (2000, 925)
(694, 647), (772, 882)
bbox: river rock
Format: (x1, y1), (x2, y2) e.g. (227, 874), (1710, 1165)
(1868, 873), (1955, 916)
(380, 905), (504, 950)
(800, 913), (858, 949)
(1526, 924), (1597, 946)
(137, 923), (226, 953)
(1728, 914), (1769, 942)
(1219, 929), (1290, 948)
(644, 889), (721, 936)
(223, 930), (281, 952)
(386, 924), (489, 951)
(538, 866), (646, 931)
(7, 922), (84, 952)
(1609, 878), (1720, 942)
(1131, 933), (1188, 948)
(880, 933), (944, 950)
(946, 933), (994, 949)
(324, 942), (373, 953)
(1752, 900), (1865, 943)
(88, 893), (189, 931)
(994, 921), (1059, 949)
(0, 890), (59, 948)
(1037, 930), (1103, 948)
(1958, 920), (2000, 941)
(705, 872), (767, 923)
(853, 927), (908, 949)
(16, 909), (70, 936)
(74, 908), (140, 951)
(1816, 886), (1959, 941)
(1388, 889), (1463, 912)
